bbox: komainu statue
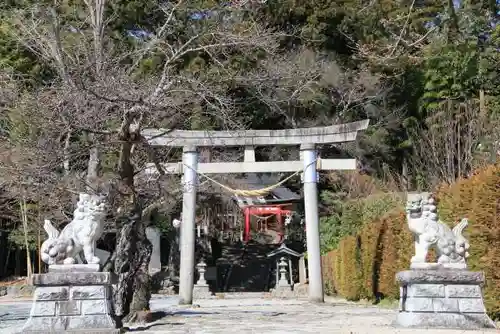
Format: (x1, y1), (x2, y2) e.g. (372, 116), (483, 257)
(40, 193), (108, 265)
(406, 193), (470, 269)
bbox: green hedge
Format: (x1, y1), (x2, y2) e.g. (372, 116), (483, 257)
(322, 163), (500, 319)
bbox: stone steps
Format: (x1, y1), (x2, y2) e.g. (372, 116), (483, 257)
(215, 243), (277, 292)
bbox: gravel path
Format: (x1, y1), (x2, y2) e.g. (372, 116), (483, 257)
(0, 295), (497, 333)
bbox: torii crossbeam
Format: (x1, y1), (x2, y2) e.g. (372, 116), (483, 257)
(144, 119), (369, 304)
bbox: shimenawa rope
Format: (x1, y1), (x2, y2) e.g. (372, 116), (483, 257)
(181, 158), (320, 197)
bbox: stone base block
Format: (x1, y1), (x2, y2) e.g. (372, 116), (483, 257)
(49, 264), (101, 273)
(23, 267), (118, 333)
(396, 312), (496, 329)
(193, 284), (212, 299)
(293, 283), (309, 298)
(395, 270), (497, 330)
(270, 286), (294, 298)
(410, 262), (467, 270)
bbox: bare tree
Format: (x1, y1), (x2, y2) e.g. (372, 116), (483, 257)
(408, 99), (499, 188)
(0, 0), (340, 322)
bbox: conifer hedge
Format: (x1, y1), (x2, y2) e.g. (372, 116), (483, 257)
(436, 163), (500, 318)
(322, 164), (500, 319)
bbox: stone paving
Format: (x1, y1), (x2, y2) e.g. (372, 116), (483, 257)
(0, 294), (498, 333)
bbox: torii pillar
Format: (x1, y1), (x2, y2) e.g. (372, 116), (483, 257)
(301, 143), (323, 302)
(178, 146), (198, 304)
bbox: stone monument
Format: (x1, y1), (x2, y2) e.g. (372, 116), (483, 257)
(395, 192), (496, 329)
(267, 244), (303, 298)
(23, 193), (119, 333)
(277, 257), (291, 289)
(193, 259), (212, 299)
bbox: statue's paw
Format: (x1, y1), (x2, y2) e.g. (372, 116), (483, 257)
(88, 256), (101, 264)
(63, 257), (76, 264)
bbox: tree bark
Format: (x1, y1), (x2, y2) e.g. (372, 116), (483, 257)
(84, 132), (101, 192)
(111, 107), (151, 323)
(113, 204), (152, 323)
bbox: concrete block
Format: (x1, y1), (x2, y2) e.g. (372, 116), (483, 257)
(459, 298), (486, 313)
(67, 314), (116, 330)
(81, 300), (111, 315)
(71, 285), (108, 300)
(193, 284), (212, 299)
(56, 301), (81, 316)
(30, 301), (56, 317)
(49, 264), (100, 273)
(404, 297), (433, 312)
(23, 271), (118, 334)
(271, 287), (295, 298)
(432, 298), (459, 312)
(34, 286), (69, 301)
(395, 312), (497, 329)
(396, 270), (485, 285)
(408, 284), (445, 297)
(395, 270), (496, 330)
(31, 272), (115, 286)
(446, 284), (481, 298)
(23, 316), (69, 331)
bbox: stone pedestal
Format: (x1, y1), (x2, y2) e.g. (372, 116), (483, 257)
(395, 270), (497, 330)
(193, 284), (211, 299)
(22, 264), (119, 333)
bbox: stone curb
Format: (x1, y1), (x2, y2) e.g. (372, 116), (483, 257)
(396, 270), (485, 285)
(30, 272), (117, 286)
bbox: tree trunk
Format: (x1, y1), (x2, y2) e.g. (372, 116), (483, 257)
(86, 133), (101, 192)
(113, 204), (152, 323)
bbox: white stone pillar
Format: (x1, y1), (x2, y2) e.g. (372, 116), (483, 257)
(178, 146), (198, 305)
(298, 255), (307, 284)
(301, 143), (324, 303)
(146, 227), (161, 276)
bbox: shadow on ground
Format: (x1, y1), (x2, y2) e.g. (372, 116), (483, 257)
(123, 310), (225, 331)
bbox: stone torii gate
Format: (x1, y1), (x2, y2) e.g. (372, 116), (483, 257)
(143, 119), (369, 304)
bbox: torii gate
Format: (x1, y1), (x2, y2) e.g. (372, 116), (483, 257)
(143, 119), (369, 304)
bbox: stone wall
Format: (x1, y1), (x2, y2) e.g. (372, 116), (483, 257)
(401, 283), (486, 313)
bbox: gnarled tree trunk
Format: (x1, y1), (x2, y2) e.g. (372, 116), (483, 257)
(113, 204), (152, 323)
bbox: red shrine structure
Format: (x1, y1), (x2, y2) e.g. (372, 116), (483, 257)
(233, 174), (302, 244)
